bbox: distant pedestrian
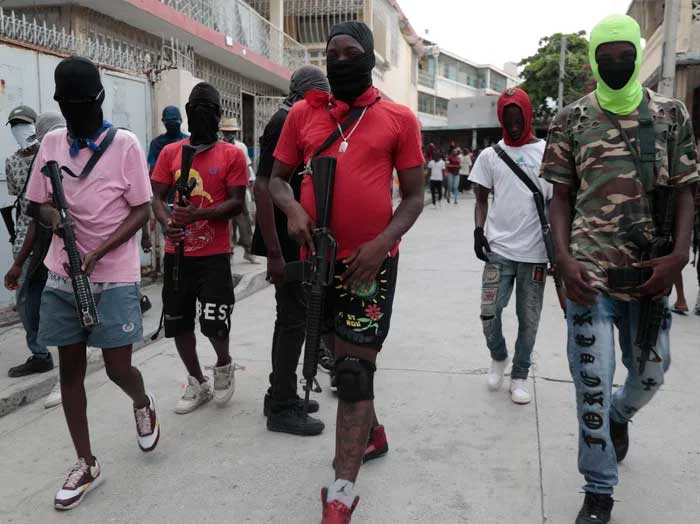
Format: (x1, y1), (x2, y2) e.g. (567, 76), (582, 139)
(147, 106), (188, 172)
(427, 153), (446, 207)
(446, 148), (461, 204)
(458, 147), (472, 192)
(26, 56), (159, 510)
(542, 15), (699, 523)
(469, 87), (550, 405)
(221, 117), (259, 264)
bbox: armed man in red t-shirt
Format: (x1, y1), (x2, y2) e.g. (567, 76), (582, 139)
(269, 21), (425, 524)
(151, 83), (248, 415)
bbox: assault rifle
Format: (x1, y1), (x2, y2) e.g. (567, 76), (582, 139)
(172, 144), (197, 292)
(285, 157), (338, 413)
(41, 161), (99, 328)
(609, 189), (675, 375)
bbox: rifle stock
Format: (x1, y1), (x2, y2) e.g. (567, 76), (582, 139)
(41, 161), (99, 329)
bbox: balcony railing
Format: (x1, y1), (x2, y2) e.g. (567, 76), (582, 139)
(418, 69), (435, 88)
(160, 0), (308, 71)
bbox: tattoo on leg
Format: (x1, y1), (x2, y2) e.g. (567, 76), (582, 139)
(573, 312), (593, 327)
(575, 334), (596, 348)
(582, 412), (604, 430)
(580, 353), (595, 365)
(583, 391), (604, 407)
(335, 399), (374, 483)
(582, 430), (607, 451)
(580, 371), (602, 388)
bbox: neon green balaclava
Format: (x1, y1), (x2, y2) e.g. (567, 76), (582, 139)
(589, 14), (643, 115)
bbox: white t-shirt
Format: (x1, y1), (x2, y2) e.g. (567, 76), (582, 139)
(234, 139), (256, 182)
(459, 154), (472, 176)
(468, 139), (551, 263)
(427, 159), (446, 181)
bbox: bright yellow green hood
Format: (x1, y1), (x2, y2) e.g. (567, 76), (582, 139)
(589, 14), (643, 115)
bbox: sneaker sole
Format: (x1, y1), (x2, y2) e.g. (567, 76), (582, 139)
(267, 420), (324, 437)
(213, 388), (235, 407)
(54, 471), (104, 511)
(175, 395), (212, 415)
(138, 422), (160, 452)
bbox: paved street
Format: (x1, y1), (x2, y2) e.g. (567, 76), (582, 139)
(1, 195), (698, 524)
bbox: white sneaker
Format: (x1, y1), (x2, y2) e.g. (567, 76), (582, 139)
(175, 376), (213, 414)
(244, 252), (260, 264)
(134, 392), (160, 452)
(45, 380), (62, 409)
(212, 363), (236, 406)
(510, 379), (532, 404)
(487, 358), (509, 391)
(54, 457), (103, 510)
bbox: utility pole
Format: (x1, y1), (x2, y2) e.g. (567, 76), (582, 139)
(658, 0), (680, 97)
(557, 34), (567, 111)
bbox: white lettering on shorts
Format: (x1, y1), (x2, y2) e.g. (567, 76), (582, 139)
(218, 304), (230, 320)
(122, 322), (135, 333)
(202, 302), (217, 321)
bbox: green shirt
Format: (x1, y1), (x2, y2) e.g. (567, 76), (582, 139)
(541, 90), (700, 301)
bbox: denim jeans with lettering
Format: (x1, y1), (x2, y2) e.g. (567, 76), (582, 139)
(480, 253), (546, 379)
(567, 294), (671, 495)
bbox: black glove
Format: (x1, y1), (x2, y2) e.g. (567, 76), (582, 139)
(474, 227), (491, 262)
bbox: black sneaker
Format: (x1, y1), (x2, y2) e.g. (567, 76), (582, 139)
(140, 295), (152, 314)
(8, 355), (54, 377)
(263, 393), (319, 417)
(610, 417), (629, 463)
(267, 403), (325, 436)
(329, 371), (338, 394)
(318, 341), (335, 374)
(576, 493), (614, 524)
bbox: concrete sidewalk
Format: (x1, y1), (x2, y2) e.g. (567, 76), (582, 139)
(0, 197), (698, 523)
(0, 250), (270, 417)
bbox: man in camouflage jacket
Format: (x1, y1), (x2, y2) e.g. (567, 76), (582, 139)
(541, 15), (700, 524)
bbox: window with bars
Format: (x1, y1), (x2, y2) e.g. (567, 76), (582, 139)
(693, 0), (700, 22)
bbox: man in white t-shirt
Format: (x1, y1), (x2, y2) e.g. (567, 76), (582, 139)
(427, 155), (446, 207)
(468, 88), (551, 405)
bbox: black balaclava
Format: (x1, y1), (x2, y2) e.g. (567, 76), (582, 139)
(54, 56), (105, 139)
(162, 105), (183, 138)
(186, 83), (221, 147)
(326, 21), (375, 104)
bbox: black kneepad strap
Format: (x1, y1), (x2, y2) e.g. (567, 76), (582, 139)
(335, 357), (376, 402)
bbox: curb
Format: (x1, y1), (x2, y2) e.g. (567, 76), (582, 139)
(0, 270), (270, 418)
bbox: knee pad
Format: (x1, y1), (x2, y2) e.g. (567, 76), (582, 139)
(335, 357), (376, 402)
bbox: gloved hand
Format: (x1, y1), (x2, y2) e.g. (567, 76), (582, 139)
(474, 227), (491, 262)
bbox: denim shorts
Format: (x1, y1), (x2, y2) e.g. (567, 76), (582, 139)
(38, 281), (143, 349)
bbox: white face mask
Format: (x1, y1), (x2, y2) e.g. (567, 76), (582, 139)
(11, 123), (37, 150)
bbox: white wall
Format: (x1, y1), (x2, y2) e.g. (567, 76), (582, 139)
(447, 96), (499, 129)
(153, 68), (202, 138)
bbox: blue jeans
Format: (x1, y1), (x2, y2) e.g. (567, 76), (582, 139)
(16, 261), (49, 358)
(447, 174), (459, 202)
(567, 295), (671, 495)
(480, 253), (547, 379)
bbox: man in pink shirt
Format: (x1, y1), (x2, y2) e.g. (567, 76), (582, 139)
(25, 57), (160, 510)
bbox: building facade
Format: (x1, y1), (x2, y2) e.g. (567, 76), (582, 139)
(628, 0), (700, 139)
(246, 0), (423, 110)
(417, 41), (519, 129)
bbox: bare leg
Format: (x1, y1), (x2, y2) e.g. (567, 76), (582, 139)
(673, 275), (688, 311)
(59, 343), (94, 465)
(102, 345), (148, 409)
(334, 339), (378, 483)
(175, 332), (205, 383)
(208, 336), (231, 367)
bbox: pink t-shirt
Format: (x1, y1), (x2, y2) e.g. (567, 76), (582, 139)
(26, 128), (153, 283)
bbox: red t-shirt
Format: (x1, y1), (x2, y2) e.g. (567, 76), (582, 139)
(151, 139), (248, 257)
(273, 91), (424, 259)
(446, 155), (461, 174)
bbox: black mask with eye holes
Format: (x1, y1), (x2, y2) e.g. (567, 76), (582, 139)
(596, 44), (637, 91)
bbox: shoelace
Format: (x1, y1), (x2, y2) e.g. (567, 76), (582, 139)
(134, 405), (152, 435)
(204, 363), (245, 387)
(64, 459), (89, 489)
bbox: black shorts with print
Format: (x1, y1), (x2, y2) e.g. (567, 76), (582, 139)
(324, 255), (399, 350)
(162, 253), (235, 339)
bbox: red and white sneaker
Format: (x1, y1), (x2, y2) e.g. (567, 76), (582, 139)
(363, 425), (388, 463)
(321, 487), (359, 524)
(134, 392), (160, 452)
(54, 458), (103, 510)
